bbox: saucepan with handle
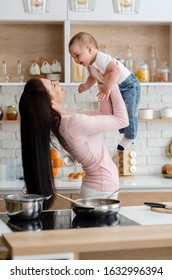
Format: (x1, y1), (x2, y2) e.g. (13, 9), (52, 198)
(0, 187), (52, 220)
(57, 190), (120, 218)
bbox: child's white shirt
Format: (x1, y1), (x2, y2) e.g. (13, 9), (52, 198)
(89, 51), (131, 84)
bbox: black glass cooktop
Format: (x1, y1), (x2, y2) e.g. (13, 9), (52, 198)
(0, 210), (139, 232)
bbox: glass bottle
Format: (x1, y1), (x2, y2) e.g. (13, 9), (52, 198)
(0, 105), (3, 120)
(125, 44), (134, 73)
(150, 44), (157, 82)
(14, 60), (24, 82)
(135, 58), (150, 82)
(6, 105), (18, 120)
(103, 43), (109, 54)
(0, 60), (10, 82)
(157, 61), (169, 82)
(115, 53), (125, 66)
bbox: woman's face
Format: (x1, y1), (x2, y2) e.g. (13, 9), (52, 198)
(41, 79), (66, 105)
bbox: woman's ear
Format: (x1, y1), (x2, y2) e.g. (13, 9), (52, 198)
(51, 100), (55, 109)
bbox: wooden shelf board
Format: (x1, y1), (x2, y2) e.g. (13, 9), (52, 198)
(0, 120), (19, 123)
(139, 118), (172, 122)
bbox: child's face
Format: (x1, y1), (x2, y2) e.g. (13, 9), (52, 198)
(69, 41), (95, 66)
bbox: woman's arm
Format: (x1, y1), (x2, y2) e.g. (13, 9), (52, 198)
(67, 84), (129, 136)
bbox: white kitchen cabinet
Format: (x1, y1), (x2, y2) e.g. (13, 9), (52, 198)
(68, 0), (172, 23)
(0, 0), (67, 22)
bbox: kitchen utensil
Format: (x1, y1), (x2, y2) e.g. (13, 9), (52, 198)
(56, 193), (95, 209)
(144, 202), (172, 209)
(72, 198), (120, 217)
(151, 207), (172, 214)
(106, 189), (119, 199)
(0, 193), (51, 220)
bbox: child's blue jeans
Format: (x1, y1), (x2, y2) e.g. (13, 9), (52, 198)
(119, 73), (141, 140)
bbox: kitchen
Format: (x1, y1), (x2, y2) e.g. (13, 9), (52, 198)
(0, 0), (172, 261)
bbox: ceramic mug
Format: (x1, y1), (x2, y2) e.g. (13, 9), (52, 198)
(29, 62), (41, 75)
(50, 60), (62, 73)
(41, 61), (51, 74)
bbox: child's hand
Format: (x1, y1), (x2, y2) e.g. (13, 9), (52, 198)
(78, 83), (89, 93)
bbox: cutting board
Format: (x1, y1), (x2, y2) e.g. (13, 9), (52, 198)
(151, 202), (172, 214)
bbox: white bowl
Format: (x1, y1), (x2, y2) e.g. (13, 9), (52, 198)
(139, 109), (153, 119)
(46, 73), (61, 81)
(161, 108), (172, 118)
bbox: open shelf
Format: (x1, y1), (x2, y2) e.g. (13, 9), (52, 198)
(139, 118), (172, 122)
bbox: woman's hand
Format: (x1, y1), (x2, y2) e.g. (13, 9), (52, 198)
(97, 85), (111, 100)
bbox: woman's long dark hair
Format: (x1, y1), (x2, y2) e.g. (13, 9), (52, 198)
(19, 79), (67, 209)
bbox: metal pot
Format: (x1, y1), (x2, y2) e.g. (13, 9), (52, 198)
(0, 193), (50, 220)
(72, 198), (120, 217)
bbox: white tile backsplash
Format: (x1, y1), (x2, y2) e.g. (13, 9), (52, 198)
(0, 84), (172, 177)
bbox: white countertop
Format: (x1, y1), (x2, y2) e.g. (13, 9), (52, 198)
(119, 205), (172, 225)
(0, 175), (172, 193)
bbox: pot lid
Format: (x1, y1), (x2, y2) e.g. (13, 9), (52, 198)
(5, 194), (45, 202)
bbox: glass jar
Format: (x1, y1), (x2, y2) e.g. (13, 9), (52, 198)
(135, 58), (150, 82)
(0, 105), (3, 120)
(157, 61), (169, 82)
(6, 105), (18, 120)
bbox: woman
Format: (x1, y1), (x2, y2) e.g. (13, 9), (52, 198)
(19, 78), (129, 209)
